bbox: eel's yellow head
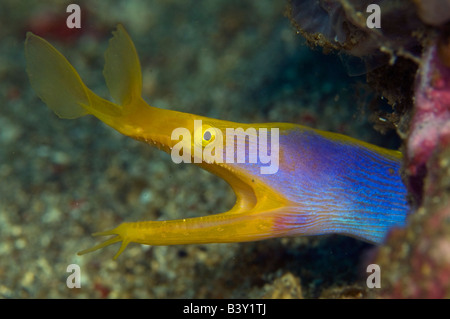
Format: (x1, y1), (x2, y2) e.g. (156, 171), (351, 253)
(120, 101), (289, 214)
(25, 24), (290, 218)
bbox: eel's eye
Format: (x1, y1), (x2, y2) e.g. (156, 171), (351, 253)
(194, 124), (219, 147)
(203, 127), (216, 145)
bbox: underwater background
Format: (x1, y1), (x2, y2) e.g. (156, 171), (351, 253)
(1, 0), (448, 298)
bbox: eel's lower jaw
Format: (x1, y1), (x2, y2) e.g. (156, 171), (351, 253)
(76, 202), (288, 260)
(77, 225), (131, 260)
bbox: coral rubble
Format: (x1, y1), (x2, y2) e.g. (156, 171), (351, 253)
(288, 0), (450, 298)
